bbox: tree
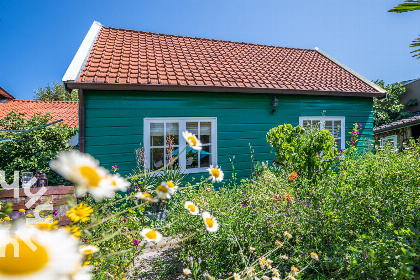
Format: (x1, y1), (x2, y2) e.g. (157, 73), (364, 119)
(373, 80), (411, 127)
(388, 0), (420, 59)
(34, 82), (78, 101)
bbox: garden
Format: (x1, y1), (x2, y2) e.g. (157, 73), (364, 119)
(0, 121), (419, 280)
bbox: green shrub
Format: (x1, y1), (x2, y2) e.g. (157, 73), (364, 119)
(0, 110), (78, 186)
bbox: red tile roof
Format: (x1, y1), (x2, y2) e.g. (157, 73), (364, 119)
(0, 87), (15, 99)
(0, 100), (78, 127)
(75, 26), (382, 95)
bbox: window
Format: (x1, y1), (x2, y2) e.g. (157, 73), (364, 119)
(380, 135), (398, 149)
(144, 118), (217, 173)
(299, 117), (345, 150)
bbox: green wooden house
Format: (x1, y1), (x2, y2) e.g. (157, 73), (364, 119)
(62, 21), (385, 179)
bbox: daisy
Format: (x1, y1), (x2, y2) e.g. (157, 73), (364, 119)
(0, 223), (82, 280)
(135, 191), (158, 202)
(202, 212), (219, 232)
(233, 273), (241, 280)
(272, 268), (280, 277)
(275, 240), (283, 248)
(207, 165), (224, 183)
(166, 180), (178, 193)
(311, 252), (319, 261)
(79, 245), (100, 256)
(249, 246), (256, 252)
(247, 267), (256, 276)
(103, 174), (130, 193)
(183, 268), (191, 275)
(50, 150), (114, 200)
(184, 201), (199, 215)
(284, 231), (292, 239)
(140, 228), (162, 243)
(259, 257), (267, 268)
(262, 276), (270, 280)
(156, 183), (172, 200)
(67, 203), (93, 223)
(182, 131), (202, 151)
(290, 266), (298, 276)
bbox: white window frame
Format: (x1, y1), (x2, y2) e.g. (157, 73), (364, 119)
(299, 116), (346, 149)
(144, 117), (217, 174)
(380, 135), (398, 149)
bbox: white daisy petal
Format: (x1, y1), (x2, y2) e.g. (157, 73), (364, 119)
(156, 183), (172, 200)
(182, 131), (202, 151)
(206, 165), (224, 183)
(0, 223), (82, 280)
(140, 228), (162, 243)
(135, 191), (158, 202)
(201, 211), (219, 232)
(184, 201), (199, 215)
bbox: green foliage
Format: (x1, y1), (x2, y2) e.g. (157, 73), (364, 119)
(373, 80), (411, 127)
(407, 98), (418, 106)
(0, 111), (78, 185)
(167, 143), (420, 279)
(266, 123), (337, 179)
(388, 1), (420, 59)
(34, 82), (78, 101)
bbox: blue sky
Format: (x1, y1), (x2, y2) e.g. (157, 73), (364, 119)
(0, 0), (419, 99)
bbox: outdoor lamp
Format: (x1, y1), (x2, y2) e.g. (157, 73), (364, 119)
(271, 96), (279, 113)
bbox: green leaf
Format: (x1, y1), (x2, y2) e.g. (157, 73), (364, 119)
(388, 0), (420, 13)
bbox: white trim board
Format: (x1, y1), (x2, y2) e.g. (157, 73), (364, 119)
(62, 21), (103, 83)
(314, 47), (387, 94)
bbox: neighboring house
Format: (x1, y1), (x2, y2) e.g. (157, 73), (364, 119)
(374, 78), (420, 149)
(0, 100), (79, 127)
(62, 21), (385, 179)
(0, 86), (15, 104)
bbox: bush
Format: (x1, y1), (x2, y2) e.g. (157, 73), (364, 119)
(167, 144), (420, 279)
(0, 110), (78, 186)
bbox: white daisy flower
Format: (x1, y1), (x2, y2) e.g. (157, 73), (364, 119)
(50, 150), (114, 200)
(155, 183), (172, 200)
(290, 266), (299, 276)
(202, 211), (219, 232)
(259, 257), (267, 268)
(284, 231), (292, 239)
(79, 245), (99, 255)
(272, 268), (280, 277)
(165, 180), (178, 193)
(59, 266), (93, 280)
(182, 131), (202, 151)
(183, 268), (191, 275)
(311, 252), (319, 261)
(184, 201), (199, 215)
(272, 277), (280, 280)
(135, 191), (158, 202)
(233, 273), (241, 280)
(207, 165), (224, 183)
(0, 223), (81, 280)
(140, 228), (162, 243)
(262, 276), (270, 280)
(103, 174), (130, 192)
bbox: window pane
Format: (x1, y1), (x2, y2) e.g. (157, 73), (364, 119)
(200, 145), (211, 167)
(335, 139), (341, 150)
(325, 120), (332, 133)
(313, 121), (320, 128)
(151, 123), (164, 146)
(151, 148), (164, 171)
(302, 120), (310, 127)
(200, 122), (211, 144)
(334, 121), (341, 138)
(185, 147), (199, 169)
(166, 122), (179, 145)
(186, 122), (198, 136)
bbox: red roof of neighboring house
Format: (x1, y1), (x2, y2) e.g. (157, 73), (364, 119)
(0, 87), (15, 99)
(65, 23), (385, 96)
(0, 100), (78, 127)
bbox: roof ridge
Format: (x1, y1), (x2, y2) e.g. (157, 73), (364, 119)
(105, 26), (317, 52)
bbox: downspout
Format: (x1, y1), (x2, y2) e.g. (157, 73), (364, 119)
(78, 89), (85, 153)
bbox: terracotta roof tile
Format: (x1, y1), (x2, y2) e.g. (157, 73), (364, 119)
(0, 87), (15, 100)
(78, 26), (380, 94)
(0, 100), (78, 127)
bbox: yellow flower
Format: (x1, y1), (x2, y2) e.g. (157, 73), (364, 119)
(140, 228), (162, 243)
(26, 213), (34, 218)
(311, 252), (319, 261)
(275, 240), (283, 248)
(135, 191), (158, 202)
(67, 202), (93, 223)
(166, 180), (178, 193)
(233, 273), (241, 280)
(182, 131), (202, 151)
(184, 201), (199, 215)
(284, 231), (292, 239)
(290, 266), (299, 276)
(202, 212), (219, 232)
(19, 209), (25, 213)
(206, 165), (224, 183)
(64, 225), (81, 237)
(35, 218), (59, 230)
(3, 217), (11, 221)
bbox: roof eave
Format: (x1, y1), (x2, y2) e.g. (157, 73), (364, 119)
(65, 82), (383, 97)
(374, 119), (420, 134)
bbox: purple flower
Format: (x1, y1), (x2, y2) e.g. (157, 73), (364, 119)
(341, 149), (345, 153)
(350, 141), (355, 145)
(187, 256), (193, 262)
(318, 154), (321, 157)
(133, 239), (140, 247)
(53, 209), (58, 217)
(198, 258), (202, 264)
(252, 210), (257, 214)
(364, 254), (368, 258)
(242, 204), (247, 208)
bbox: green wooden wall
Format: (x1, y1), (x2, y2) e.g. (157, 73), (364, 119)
(83, 90), (374, 180)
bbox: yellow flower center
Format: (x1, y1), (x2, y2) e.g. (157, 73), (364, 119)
(167, 181), (175, 188)
(205, 217), (214, 228)
(145, 230), (157, 240)
(112, 180), (117, 187)
(84, 249), (93, 254)
(187, 136), (197, 146)
(79, 166), (101, 187)
(143, 192), (153, 198)
(211, 168), (220, 178)
(187, 204), (196, 213)
(0, 239), (49, 276)
(157, 185), (168, 193)
(261, 259), (266, 265)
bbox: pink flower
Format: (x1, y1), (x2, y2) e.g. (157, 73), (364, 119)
(359, 123), (362, 127)
(133, 239), (140, 247)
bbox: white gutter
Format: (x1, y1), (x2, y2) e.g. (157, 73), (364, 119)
(314, 47), (387, 94)
(62, 21), (103, 83)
